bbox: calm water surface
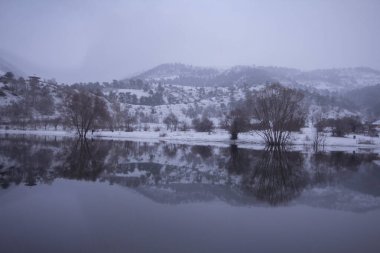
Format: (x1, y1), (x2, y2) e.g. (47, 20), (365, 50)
(1, 135), (380, 253)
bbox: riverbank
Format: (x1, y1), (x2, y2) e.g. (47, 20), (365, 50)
(1, 128), (380, 153)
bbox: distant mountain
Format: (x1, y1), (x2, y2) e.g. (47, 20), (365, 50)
(130, 63), (380, 91)
(132, 63), (220, 86)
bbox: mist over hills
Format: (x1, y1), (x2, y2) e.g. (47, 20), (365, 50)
(0, 56), (24, 77)
(1, 51), (380, 92)
(131, 63), (380, 91)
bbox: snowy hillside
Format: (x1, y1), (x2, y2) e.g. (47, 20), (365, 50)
(0, 74), (364, 132)
(102, 80), (363, 130)
(1, 62), (379, 137)
(130, 63), (380, 91)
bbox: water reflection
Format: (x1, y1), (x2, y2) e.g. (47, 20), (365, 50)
(1, 135), (380, 210)
(241, 147), (308, 205)
(59, 139), (110, 181)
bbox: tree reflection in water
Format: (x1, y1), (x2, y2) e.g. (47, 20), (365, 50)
(226, 145), (308, 205)
(241, 147), (308, 205)
(59, 138), (110, 181)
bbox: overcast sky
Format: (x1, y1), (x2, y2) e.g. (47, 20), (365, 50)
(0, 0), (379, 83)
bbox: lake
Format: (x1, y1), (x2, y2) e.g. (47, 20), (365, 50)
(1, 135), (380, 253)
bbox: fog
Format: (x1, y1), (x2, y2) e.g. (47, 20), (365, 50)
(0, 0), (379, 83)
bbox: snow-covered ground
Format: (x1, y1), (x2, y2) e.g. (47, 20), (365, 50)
(1, 127), (380, 152)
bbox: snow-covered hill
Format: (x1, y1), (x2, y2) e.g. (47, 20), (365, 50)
(131, 63), (380, 91)
(1, 61), (378, 132)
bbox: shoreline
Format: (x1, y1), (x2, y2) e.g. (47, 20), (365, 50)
(1, 128), (380, 153)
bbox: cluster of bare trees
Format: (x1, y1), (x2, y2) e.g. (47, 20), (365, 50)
(163, 113), (179, 131)
(316, 116), (364, 137)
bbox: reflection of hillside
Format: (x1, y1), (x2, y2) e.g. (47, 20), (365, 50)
(135, 184), (262, 206)
(309, 151), (380, 197)
(1, 135), (380, 212)
(0, 136), (62, 188)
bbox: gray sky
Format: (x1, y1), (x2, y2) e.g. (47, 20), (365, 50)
(0, 0), (379, 83)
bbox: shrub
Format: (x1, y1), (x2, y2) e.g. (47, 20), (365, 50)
(192, 117), (214, 133)
(316, 116), (363, 137)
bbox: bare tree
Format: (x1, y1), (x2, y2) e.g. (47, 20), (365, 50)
(312, 129), (326, 151)
(64, 90), (109, 138)
(253, 83), (305, 146)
